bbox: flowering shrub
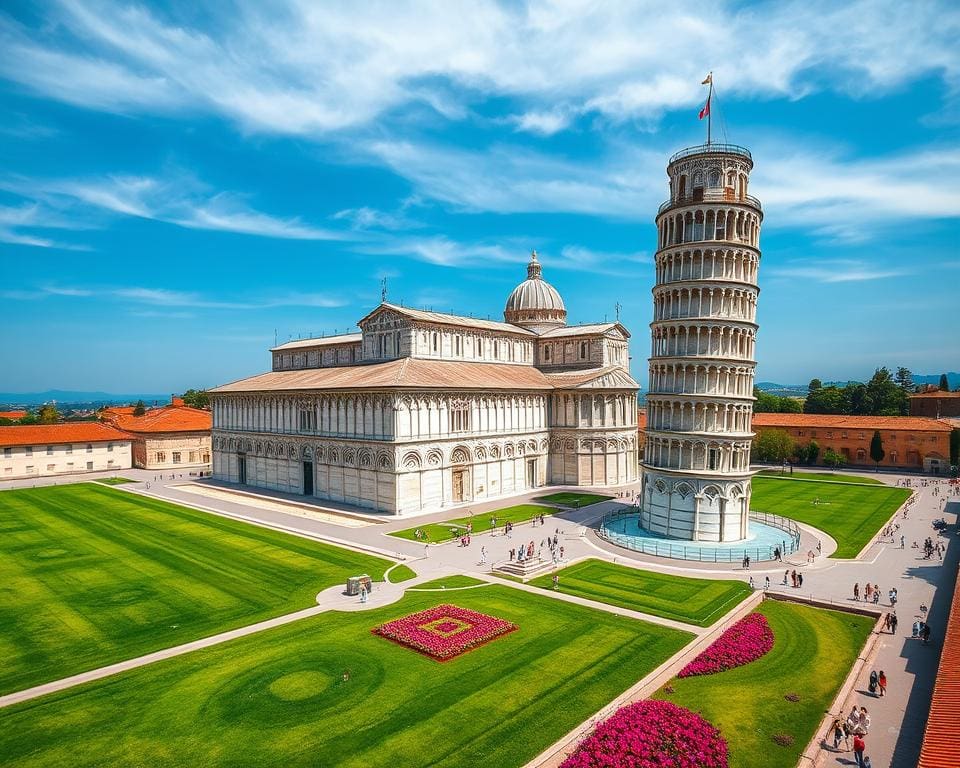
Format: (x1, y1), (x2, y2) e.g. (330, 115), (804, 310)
(560, 700), (728, 768)
(373, 604), (517, 660)
(679, 613), (774, 677)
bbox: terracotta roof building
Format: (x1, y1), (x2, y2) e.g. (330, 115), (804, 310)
(210, 253), (640, 515)
(0, 423), (132, 479)
(752, 413), (954, 473)
(918, 556), (960, 768)
(910, 390), (960, 419)
(0, 410), (28, 421)
(102, 399), (211, 471)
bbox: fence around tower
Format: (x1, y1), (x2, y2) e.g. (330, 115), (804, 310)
(597, 509), (801, 563)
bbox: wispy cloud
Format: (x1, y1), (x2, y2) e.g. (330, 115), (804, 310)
(1, 1), (957, 136)
(1, 172), (343, 242)
(766, 259), (910, 283)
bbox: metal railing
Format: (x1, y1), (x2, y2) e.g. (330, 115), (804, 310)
(657, 192), (763, 216)
(597, 509), (801, 563)
(668, 143), (753, 164)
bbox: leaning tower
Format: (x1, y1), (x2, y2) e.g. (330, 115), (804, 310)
(640, 143), (762, 542)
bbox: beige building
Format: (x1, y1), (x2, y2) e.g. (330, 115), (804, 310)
(211, 253), (640, 515)
(0, 423), (132, 479)
(102, 398), (211, 471)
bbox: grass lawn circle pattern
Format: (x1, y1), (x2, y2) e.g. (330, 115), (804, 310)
(373, 604), (517, 660)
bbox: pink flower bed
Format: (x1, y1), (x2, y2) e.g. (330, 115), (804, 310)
(561, 700), (728, 768)
(372, 604), (517, 661)
(679, 613), (774, 677)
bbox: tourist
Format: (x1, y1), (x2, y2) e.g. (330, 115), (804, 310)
(872, 588), (879, 605)
(552, 573), (559, 591)
(749, 576), (755, 589)
(509, 548), (515, 561)
(853, 583), (860, 601)
(878, 670), (886, 697)
(791, 570), (798, 588)
(774, 546), (781, 561)
(853, 733), (866, 768)
(921, 622), (931, 645)
(783, 570), (789, 586)
(858, 707), (870, 734)
(764, 575), (770, 590)
(798, 572), (804, 588)
(864, 583), (872, 603)
(559, 545), (564, 559)
(359, 584), (367, 604)
(890, 612), (898, 634)
(830, 716), (845, 750)
(480, 546), (487, 564)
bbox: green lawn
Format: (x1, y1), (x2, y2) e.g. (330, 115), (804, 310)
(751, 476), (910, 558)
(535, 491), (613, 507)
(91, 476), (135, 485)
(757, 470), (883, 485)
(527, 559), (752, 626)
(0, 585), (693, 768)
(653, 600), (873, 768)
(389, 503), (556, 542)
(408, 575), (488, 590)
(0, 484), (393, 696)
(385, 564), (418, 583)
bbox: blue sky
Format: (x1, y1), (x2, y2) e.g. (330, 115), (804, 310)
(1, 0), (958, 393)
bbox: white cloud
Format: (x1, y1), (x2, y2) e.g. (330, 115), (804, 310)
(766, 259), (910, 283)
(2, 172), (342, 241)
(1, 1), (957, 135)
(511, 109), (573, 136)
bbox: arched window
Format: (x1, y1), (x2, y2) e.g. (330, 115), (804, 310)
(432, 332), (438, 353)
(677, 175), (687, 200)
(579, 341), (587, 359)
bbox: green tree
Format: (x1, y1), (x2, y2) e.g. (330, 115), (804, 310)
(869, 430), (885, 471)
(753, 387), (781, 413)
(808, 378), (822, 391)
(950, 429), (960, 467)
(0, 417), (12, 427)
(180, 389), (210, 409)
(753, 429), (796, 463)
(940, 373), (950, 391)
(806, 439), (820, 466)
(894, 367), (913, 393)
(822, 449), (847, 467)
(804, 385), (847, 414)
(780, 398), (803, 413)
(18, 412), (38, 425)
(133, 400), (146, 416)
(37, 403), (60, 424)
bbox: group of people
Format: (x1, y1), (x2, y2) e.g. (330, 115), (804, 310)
(920, 536), (943, 560)
(784, 569), (804, 588)
(912, 618), (933, 644)
(509, 540), (538, 563)
(852, 582), (884, 605)
(829, 705), (874, 767)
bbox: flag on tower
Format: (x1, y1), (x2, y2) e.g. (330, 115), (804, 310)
(701, 73), (712, 85)
(699, 95), (711, 120)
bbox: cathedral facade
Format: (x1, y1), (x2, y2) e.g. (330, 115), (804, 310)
(210, 253), (639, 515)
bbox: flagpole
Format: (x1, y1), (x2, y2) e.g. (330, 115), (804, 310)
(707, 74), (713, 146)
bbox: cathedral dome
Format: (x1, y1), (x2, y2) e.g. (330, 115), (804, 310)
(504, 251), (567, 332)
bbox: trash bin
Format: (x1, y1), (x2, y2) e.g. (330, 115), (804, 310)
(346, 576), (361, 596)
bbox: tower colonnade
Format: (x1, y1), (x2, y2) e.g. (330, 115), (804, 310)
(641, 143), (762, 543)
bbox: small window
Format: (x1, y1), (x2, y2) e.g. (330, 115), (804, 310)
(299, 409), (316, 431)
(107, 459), (115, 467)
(172, 452), (181, 464)
(543, 345), (551, 362)
(189, 451), (197, 463)
(86, 461), (94, 470)
(66, 445), (73, 455)
(47, 463), (55, 471)
(841, 431), (848, 439)
(26, 465), (35, 473)
(25, 446), (33, 456)
(202, 452), (210, 463)
(579, 341), (587, 358)
(3, 447), (11, 457)
(86, 443), (93, 453)
(797, 431), (804, 437)
(156, 452), (166, 463)
(708, 448), (720, 470)
(432, 332), (438, 352)
(46, 445), (54, 455)
(858, 432), (865, 440)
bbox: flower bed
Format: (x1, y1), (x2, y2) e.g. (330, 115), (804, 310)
(372, 604), (517, 660)
(561, 700), (728, 768)
(679, 613), (774, 677)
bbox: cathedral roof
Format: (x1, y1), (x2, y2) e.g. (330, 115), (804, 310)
(504, 252), (566, 322)
(211, 358), (553, 393)
(359, 303), (536, 336)
(544, 366), (640, 389)
(271, 333), (362, 352)
(539, 322), (630, 339)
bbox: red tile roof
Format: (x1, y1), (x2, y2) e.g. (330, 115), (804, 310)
(0, 422), (131, 448)
(0, 410), (27, 420)
(103, 405), (211, 434)
(911, 390), (960, 399)
(752, 413), (954, 432)
(918, 561), (960, 768)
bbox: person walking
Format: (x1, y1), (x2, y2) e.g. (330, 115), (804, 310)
(552, 573), (559, 591)
(878, 670), (887, 697)
(764, 575), (770, 590)
(798, 572), (804, 588)
(830, 717), (845, 750)
(480, 546), (487, 565)
(854, 582), (860, 601)
(853, 733), (866, 768)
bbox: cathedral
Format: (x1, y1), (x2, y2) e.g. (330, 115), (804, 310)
(210, 253), (639, 515)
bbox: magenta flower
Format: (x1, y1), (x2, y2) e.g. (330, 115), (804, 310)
(679, 613), (774, 678)
(373, 604), (517, 661)
(561, 700), (728, 768)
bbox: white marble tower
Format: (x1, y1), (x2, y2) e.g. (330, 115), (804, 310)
(640, 143), (762, 542)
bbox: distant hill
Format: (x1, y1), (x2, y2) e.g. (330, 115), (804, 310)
(757, 372), (959, 396)
(913, 372), (960, 389)
(0, 391), (171, 407)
